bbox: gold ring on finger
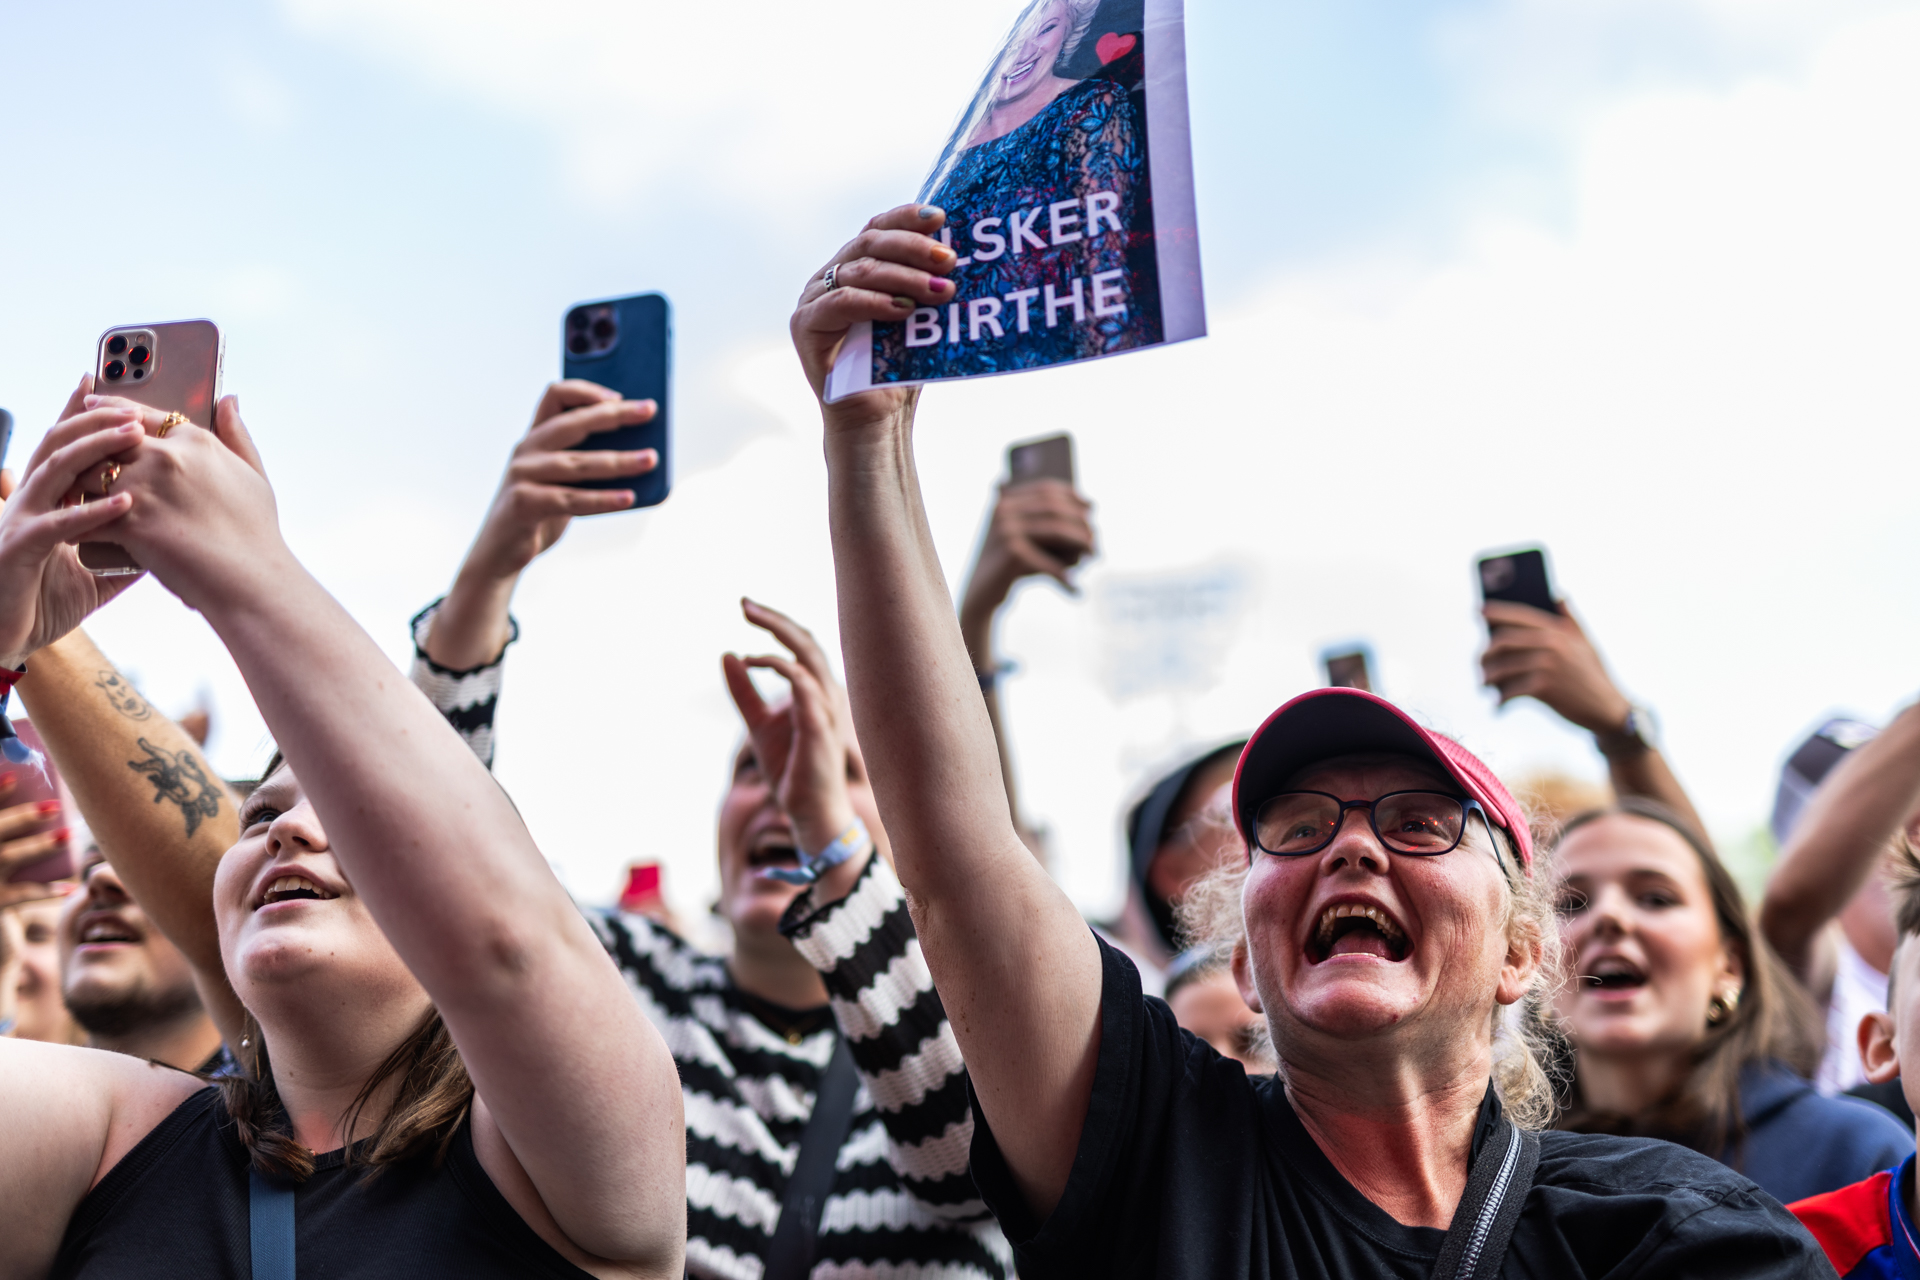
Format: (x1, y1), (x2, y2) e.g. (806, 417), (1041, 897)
(157, 412), (189, 438)
(100, 461), (122, 494)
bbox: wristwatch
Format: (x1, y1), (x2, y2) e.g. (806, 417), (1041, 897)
(1595, 705), (1659, 758)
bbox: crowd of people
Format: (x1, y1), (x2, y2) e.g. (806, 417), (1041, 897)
(0, 201), (1916, 1279)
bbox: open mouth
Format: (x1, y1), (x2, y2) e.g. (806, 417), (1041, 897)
(255, 873), (338, 910)
(78, 916), (140, 946)
(1307, 903), (1410, 963)
(1581, 956), (1647, 992)
(747, 842), (800, 873)
(1002, 56), (1038, 86)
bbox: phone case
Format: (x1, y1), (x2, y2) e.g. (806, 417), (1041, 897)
(561, 293), (671, 508)
(1008, 433), (1075, 486)
(1477, 549), (1556, 613)
(4, 721), (75, 884)
(82, 320), (224, 574)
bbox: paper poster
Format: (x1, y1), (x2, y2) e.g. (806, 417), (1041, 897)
(826, 0), (1204, 401)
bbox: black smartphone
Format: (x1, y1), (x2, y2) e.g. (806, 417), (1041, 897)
(1476, 548), (1556, 614)
(1007, 433), (1074, 487)
(1321, 644), (1374, 692)
(0, 408), (13, 471)
(561, 293), (671, 508)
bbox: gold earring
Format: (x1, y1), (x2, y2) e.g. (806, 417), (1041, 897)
(1707, 987), (1742, 1026)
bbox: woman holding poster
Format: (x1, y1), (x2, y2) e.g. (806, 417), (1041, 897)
(831, 0), (1204, 400)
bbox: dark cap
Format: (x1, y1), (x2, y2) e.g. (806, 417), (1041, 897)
(1231, 687), (1533, 872)
(1772, 718), (1878, 848)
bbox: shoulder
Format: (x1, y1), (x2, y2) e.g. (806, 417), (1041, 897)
(1535, 1127), (1764, 1198)
(1788, 1168), (1898, 1278)
(1776, 1085), (1916, 1146)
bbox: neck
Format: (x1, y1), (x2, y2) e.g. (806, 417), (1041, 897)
(1574, 1045), (1692, 1118)
(93, 1009), (226, 1073)
(1283, 1050), (1494, 1229)
(729, 928), (828, 1010)
(255, 990), (433, 1154)
(978, 76), (1071, 144)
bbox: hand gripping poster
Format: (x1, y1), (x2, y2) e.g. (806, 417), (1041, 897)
(825, 0), (1204, 401)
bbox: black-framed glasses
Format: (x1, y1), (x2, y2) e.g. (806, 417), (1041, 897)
(1252, 790), (1492, 860)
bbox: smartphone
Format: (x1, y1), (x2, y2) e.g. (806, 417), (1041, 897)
(1321, 644), (1374, 693)
(4, 721), (75, 884)
(83, 320), (224, 575)
(0, 408), (14, 471)
(561, 293), (671, 508)
(1008, 433), (1074, 487)
(1476, 548), (1556, 614)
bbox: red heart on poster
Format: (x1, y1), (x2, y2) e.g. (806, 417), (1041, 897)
(1095, 32), (1136, 64)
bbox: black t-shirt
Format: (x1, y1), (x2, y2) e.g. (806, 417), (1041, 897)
(53, 1087), (592, 1278)
(969, 937), (1830, 1279)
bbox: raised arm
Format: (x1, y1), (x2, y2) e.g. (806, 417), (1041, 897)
(95, 393), (681, 1270)
(12, 628), (244, 1043)
(959, 477), (1095, 855)
(1760, 702), (1920, 979)
(1480, 599), (1708, 837)
(791, 206), (1103, 1220)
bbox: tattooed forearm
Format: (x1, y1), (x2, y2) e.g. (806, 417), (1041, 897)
(127, 737), (223, 837)
(94, 671), (153, 722)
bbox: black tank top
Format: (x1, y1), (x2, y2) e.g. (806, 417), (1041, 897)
(53, 1087), (595, 1278)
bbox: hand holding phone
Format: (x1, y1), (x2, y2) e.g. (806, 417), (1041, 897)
(561, 294), (671, 508)
(2, 721), (76, 891)
(961, 437), (1096, 628)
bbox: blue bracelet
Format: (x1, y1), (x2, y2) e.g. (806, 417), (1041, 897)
(761, 816), (874, 886)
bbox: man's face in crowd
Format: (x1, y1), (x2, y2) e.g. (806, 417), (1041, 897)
(59, 855), (203, 1040)
(715, 695), (886, 942)
(1235, 754), (1532, 1071)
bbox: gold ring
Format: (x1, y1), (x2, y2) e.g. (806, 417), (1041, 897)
(100, 461), (121, 494)
(157, 412), (189, 438)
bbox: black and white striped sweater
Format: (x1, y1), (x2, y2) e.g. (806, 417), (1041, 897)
(408, 602), (1010, 1280)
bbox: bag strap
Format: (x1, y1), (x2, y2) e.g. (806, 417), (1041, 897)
(1429, 1120), (1541, 1280)
(764, 1033), (861, 1280)
(248, 1165), (297, 1280)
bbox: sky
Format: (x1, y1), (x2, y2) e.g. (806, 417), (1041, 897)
(2, 0), (1917, 921)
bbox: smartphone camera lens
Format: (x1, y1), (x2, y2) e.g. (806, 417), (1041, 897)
(591, 318), (614, 342)
(128, 345), (150, 366)
(104, 360), (126, 381)
(567, 332), (590, 354)
(106, 335), (128, 356)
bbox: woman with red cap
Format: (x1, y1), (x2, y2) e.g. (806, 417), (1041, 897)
(787, 205), (1828, 1277)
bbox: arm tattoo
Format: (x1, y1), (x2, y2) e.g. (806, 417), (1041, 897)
(127, 737), (222, 837)
(94, 671), (152, 722)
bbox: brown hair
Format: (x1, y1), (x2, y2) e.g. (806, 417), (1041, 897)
(223, 751), (474, 1180)
(1550, 798), (1820, 1157)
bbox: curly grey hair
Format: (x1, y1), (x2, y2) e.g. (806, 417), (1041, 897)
(1176, 804), (1565, 1129)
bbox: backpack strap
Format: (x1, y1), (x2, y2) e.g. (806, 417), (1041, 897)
(1430, 1119), (1541, 1280)
(248, 1165), (297, 1280)
(764, 1033), (861, 1280)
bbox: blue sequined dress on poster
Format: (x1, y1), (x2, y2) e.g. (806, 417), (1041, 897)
(874, 76), (1160, 383)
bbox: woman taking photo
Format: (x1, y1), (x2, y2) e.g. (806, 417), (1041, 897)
(788, 204), (1829, 1276)
(1551, 799), (1911, 1204)
(0, 384), (684, 1277)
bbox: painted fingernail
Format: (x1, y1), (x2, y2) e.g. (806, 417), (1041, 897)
(50, 827), (72, 843)
(893, 296), (914, 309)
(919, 205), (942, 220)
(928, 278), (948, 293)
(0, 772), (15, 789)
(36, 800), (61, 814)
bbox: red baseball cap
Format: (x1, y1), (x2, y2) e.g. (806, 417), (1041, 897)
(1231, 688), (1533, 872)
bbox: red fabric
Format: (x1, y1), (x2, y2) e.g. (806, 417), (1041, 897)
(1790, 1171), (1894, 1277)
(0, 666), (22, 695)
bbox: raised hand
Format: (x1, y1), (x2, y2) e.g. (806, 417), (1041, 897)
(790, 203), (957, 430)
(0, 774), (72, 911)
(1479, 600), (1632, 734)
(960, 478), (1096, 654)
(424, 381), (657, 671)
(721, 599), (861, 858)
(0, 382), (149, 668)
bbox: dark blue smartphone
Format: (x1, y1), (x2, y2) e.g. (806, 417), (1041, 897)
(1476, 548), (1556, 614)
(561, 293), (671, 508)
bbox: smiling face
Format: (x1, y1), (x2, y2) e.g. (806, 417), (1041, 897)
(995, 0), (1073, 108)
(58, 855), (203, 1037)
(714, 701), (885, 943)
(216, 766), (426, 1017)
(1551, 813), (1741, 1062)
(1233, 754), (1530, 1070)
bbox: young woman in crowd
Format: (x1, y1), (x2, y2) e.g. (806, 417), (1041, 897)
(1477, 597), (1912, 1199)
(1550, 799), (1911, 1205)
(403, 379), (1013, 1279)
(0, 383), (685, 1277)
(786, 203), (1829, 1276)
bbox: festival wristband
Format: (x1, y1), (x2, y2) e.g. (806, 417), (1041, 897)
(760, 815), (874, 886)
